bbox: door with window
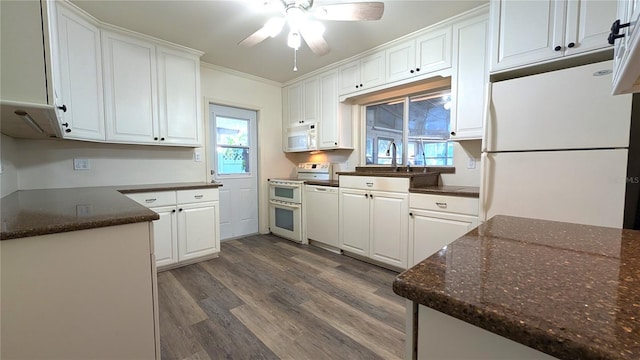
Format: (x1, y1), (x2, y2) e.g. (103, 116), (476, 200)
(209, 104), (258, 240)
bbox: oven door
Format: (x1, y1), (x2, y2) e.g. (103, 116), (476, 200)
(269, 200), (303, 243)
(269, 182), (302, 203)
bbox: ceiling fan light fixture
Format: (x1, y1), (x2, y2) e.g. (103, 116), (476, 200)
(287, 31), (301, 49)
(264, 17), (285, 37)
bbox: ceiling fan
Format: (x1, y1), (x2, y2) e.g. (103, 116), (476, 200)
(239, 0), (384, 57)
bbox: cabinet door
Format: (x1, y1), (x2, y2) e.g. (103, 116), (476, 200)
(287, 82), (304, 125)
(319, 70), (339, 148)
(370, 191), (408, 269)
(103, 31), (158, 144)
(491, 0), (566, 72)
(178, 201), (220, 262)
(339, 60), (361, 95)
(415, 26), (453, 75)
(157, 46), (201, 146)
(409, 210), (478, 267)
(54, 4), (105, 141)
(565, 0), (617, 56)
(360, 52), (386, 89)
(150, 205), (178, 268)
(303, 77), (319, 124)
(386, 40), (416, 82)
(450, 15), (489, 140)
(339, 189), (370, 256)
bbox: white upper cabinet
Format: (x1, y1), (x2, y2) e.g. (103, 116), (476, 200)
(285, 77), (319, 127)
(386, 26), (452, 83)
(612, 0), (640, 94)
(51, 3), (105, 141)
(157, 46), (202, 146)
(319, 70), (352, 149)
(103, 30), (158, 144)
(339, 51), (385, 95)
(450, 13), (489, 140)
(491, 0), (616, 72)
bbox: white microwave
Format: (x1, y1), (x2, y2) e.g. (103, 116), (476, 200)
(286, 122), (317, 152)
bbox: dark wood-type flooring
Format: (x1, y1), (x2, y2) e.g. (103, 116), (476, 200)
(157, 234), (406, 360)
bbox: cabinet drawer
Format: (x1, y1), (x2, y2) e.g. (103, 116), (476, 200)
(126, 191), (176, 208)
(177, 188), (219, 204)
(340, 176), (409, 192)
(409, 193), (478, 215)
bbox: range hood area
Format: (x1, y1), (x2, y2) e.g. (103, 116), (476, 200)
(0, 101), (62, 139)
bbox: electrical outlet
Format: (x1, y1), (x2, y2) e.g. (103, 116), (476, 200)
(467, 157), (476, 169)
(0, 160), (4, 174)
(73, 158), (90, 170)
(194, 151), (203, 162)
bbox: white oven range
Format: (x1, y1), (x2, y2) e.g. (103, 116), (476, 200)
(268, 162), (331, 243)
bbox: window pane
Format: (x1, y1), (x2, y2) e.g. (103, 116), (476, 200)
(408, 91), (451, 139)
(365, 100), (404, 165)
(216, 116), (249, 146)
(217, 147), (250, 174)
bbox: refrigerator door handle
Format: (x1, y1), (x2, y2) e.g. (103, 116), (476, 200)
(481, 82), (493, 153)
(479, 152), (491, 223)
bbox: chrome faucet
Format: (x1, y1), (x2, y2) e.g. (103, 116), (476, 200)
(386, 140), (398, 171)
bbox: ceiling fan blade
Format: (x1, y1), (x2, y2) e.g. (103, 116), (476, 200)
(238, 26), (271, 47)
(313, 2), (384, 21)
(300, 24), (330, 56)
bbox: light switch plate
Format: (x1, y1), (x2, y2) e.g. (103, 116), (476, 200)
(73, 158), (90, 170)
(194, 151), (203, 162)
(467, 157), (476, 169)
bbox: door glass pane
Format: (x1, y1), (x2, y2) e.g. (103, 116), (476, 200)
(216, 115), (251, 175)
(365, 99), (404, 165)
(275, 208), (294, 231)
(274, 187), (294, 199)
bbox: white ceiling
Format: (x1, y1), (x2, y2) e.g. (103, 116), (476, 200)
(70, 0), (488, 84)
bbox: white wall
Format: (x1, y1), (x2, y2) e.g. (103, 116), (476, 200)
(1, 134), (19, 197)
(440, 140), (481, 187)
(15, 139), (206, 189)
(200, 62), (290, 234)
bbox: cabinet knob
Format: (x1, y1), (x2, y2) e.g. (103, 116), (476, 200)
(160, 137), (165, 141)
(154, 137), (159, 140)
(178, 208), (183, 212)
(611, 19), (631, 35)
(409, 212), (413, 217)
(608, 32), (625, 45)
(65, 129), (71, 133)
(369, 194), (373, 199)
(355, 85), (359, 89)
(360, 84), (363, 87)
(334, 142), (338, 146)
(450, 131), (456, 136)
(57, 104), (67, 112)
(554, 45), (562, 51)
(410, 69), (414, 73)
(567, 42), (575, 48)
(365, 193), (368, 198)
(416, 68), (420, 72)
(172, 209), (176, 213)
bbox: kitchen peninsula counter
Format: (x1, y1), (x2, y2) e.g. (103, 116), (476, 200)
(393, 215), (640, 360)
(409, 185), (480, 197)
(1, 182), (221, 240)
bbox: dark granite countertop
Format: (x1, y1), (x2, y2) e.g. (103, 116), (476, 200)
(1, 182), (222, 240)
(409, 185), (480, 198)
(393, 215), (640, 360)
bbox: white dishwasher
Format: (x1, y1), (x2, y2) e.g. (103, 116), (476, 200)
(305, 185), (340, 252)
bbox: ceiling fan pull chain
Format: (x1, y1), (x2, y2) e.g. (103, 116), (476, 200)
(293, 48), (298, 71)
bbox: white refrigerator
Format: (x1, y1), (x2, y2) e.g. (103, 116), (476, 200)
(480, 61), (633, 228)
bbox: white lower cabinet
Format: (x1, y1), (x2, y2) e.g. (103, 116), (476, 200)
(127, 188), (220, 269)
(339, 176), (409, 269)
(408, 193), (479, 267)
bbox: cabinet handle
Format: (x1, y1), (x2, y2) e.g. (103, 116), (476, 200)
(610, 19), (631, 35)
(61, 122), (69, 127)
(57, 104), (67, 112)
(567, 42), (575, 48)
(366, 182), (374, 187)
(436, 202), (447, 208)
(194, 195), (204, 199)
(554, 45), (562, 51)
(145, 198), (157, 203)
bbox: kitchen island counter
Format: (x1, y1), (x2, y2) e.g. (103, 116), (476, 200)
(409, 185), (479, 197)
(1, 182), (222, 240)
(393, 215), (640, 360)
